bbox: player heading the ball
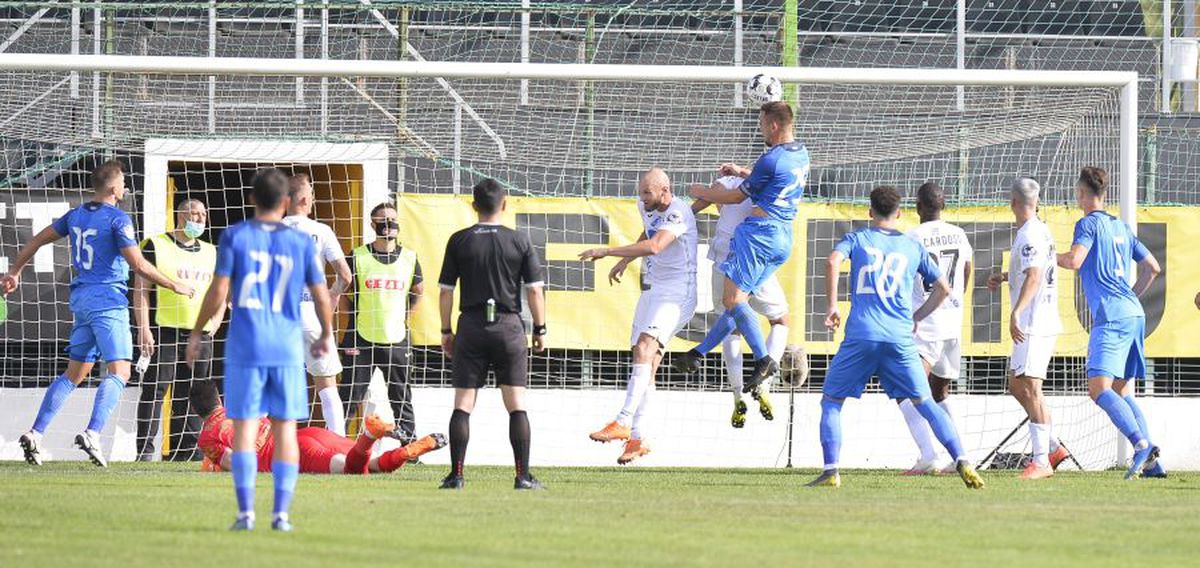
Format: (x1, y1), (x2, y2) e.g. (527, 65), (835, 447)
(186, 168), (335, 532)
(674, 101), (810, 392)
(810, 186), (984, 490)
(6, 160), (195, 468)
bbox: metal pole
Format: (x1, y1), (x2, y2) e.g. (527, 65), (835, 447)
(956, 0), (965, 111)
(91, 3), (101, 139)
(520, 0), (530, 106)
(320, 0), (329, 136)
(295, 0), (305, 105)
(734, 0), (744, 107)
(1116, 76), (1140, 467)
(453, 101), (462, 194)
(70, 5), (79, 97)
(207, 1), (216, 134)
(1185, 0), (1197, 111)
(1163, 0), (1173, 112)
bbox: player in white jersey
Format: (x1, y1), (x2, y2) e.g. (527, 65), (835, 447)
(898, 182), (973, 475)
(987, 177), (1068, 479)
(284, 174), (353, 436)
(579, 168), (698, 465)
(692, 176), (791, 428)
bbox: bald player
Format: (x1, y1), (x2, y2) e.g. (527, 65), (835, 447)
(580, 168), (698, 465)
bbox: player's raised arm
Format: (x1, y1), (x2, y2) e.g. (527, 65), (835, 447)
(1058, 216), (1093, 270)
(579, 229), (677, 260)
(121, 245), (194, 298)
(691, 178), (747, 204)
(1, 223), (65, 294)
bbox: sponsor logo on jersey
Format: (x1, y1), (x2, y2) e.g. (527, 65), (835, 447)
(364, 277), (406, 291)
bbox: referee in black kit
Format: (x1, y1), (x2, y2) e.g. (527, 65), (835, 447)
(438, 178), (547, 491)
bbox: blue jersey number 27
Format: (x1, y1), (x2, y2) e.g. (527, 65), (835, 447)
(236, 251), (295, 312)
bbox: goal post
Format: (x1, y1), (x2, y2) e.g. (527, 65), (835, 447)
(0, 53), (1142, 469)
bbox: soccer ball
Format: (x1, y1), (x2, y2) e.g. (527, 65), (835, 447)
(745, 74), (783, 104)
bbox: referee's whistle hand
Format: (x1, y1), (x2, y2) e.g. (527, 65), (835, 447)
(441, 333), (455, 359)
(532, 335), (545, 353)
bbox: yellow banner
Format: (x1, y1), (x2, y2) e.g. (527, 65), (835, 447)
(398, 194), (1196, 357)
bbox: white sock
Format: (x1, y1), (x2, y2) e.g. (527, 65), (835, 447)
(1029, 422), (1050, 466)
(318, 386), (346, 437)
(631, 383), (654, 440)
(616, 363), (651, 425)
(1047, 420), (1061, 452)
(899, 399), (938, 463)
(766, 324), (788, 362)
(721, 334), (744, 402)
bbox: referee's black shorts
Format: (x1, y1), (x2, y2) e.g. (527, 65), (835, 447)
(452, 311), (529, 389)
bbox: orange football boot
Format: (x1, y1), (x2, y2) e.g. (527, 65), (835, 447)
(589, 421), (631, 443)
(1048, 446), (1070, 470)
(617, 438), (651, 465)
(403, 433), (448, 459)
(364, 413), (395, 440)
(1019, 462), (1054, 480)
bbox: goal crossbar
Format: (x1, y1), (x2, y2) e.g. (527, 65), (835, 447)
(0, 53), (1139, 226)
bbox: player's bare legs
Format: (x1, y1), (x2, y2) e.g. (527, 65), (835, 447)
(898, 360), (955, 475)
(594, 333), (659, 466)
(1009, 374), (1063, 479)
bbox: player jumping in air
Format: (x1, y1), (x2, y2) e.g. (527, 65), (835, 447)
(1056, 166), (1165, 479)
(191, 382), (446, 474)
(4, 160), (195, 467)
(581, 168), (698, 464)
(811, 186), (984, 489)
(187, 168), (335, 532)
(692, 176), (791, 428)
(986, 177), (1069, 480)
(674, 101), (809, 393)
(897, 182), (973, 475)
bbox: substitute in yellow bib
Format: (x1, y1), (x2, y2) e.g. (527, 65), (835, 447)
(340, 202), (424, 443)
(133, 199), (225, 461)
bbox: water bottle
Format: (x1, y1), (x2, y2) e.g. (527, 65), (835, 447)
(486, 298), (496, 323)
(135, 353), (151, 376)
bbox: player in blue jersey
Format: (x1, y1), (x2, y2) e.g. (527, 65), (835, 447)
(808, 186), (984, 489)
(2, 160), (194, 467)
(1056, 166), (1164, 480)
(675, 101), (810, 390)
(186, 168), (333, 532)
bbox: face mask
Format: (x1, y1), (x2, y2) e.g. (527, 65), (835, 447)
(183, 220), (205, 239)
(374, 220), (398, 240)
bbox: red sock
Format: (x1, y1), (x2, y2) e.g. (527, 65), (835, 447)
(344, 435), (374, 475)
(377, 446), (411, 473)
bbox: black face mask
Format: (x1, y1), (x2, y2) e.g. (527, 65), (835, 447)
(374, 220), (399, 239)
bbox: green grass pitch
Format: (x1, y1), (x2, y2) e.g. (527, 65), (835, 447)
(2, 462), (1198, 567)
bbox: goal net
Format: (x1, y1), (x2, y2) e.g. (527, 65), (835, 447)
(0, 51), (1137, 470)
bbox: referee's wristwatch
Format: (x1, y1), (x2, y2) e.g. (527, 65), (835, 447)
(440, 328), (453, 336)
(532, 323), (548, 337)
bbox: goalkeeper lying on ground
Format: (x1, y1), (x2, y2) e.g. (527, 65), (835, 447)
(192, 381), (446, 474)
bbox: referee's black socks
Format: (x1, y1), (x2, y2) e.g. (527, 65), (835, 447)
(449, 409), (470, 478)
(509, 410), (532, 479)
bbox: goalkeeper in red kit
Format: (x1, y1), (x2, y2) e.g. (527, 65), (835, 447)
(192, 381), (445, 474)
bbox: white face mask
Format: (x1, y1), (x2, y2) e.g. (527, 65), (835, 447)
(183, 220), (205, 239)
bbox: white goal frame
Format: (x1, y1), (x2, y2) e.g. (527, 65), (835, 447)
(0, 54), (1141, 231)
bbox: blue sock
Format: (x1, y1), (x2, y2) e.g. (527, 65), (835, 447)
(695, 312), (737, 355)
(231, 451), (257, 515)
(86, 374), (125, 433)
(729, 302), (767, 359)
(819, 398), (843, 470)
(1123, 395), (1151, 445)
(1095, 389), (1145, 446)
(32, 374), (75, 434)
(914, 398), (965, 461)
(272, 461), (299, 517)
